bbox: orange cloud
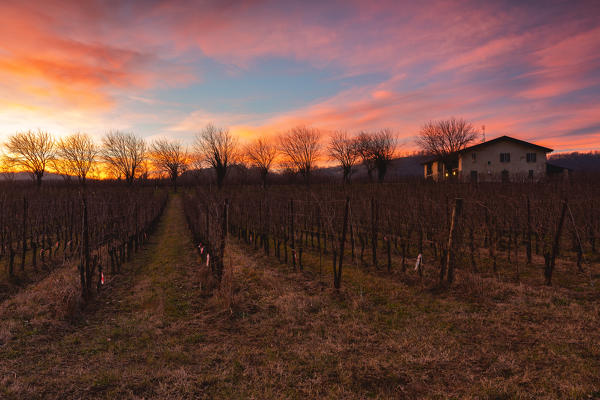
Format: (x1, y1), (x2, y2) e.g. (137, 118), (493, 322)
(0, 1), (194, 111)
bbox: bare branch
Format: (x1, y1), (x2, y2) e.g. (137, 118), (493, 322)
(3, 129), (55, 186)
(328, 130), (359, 184)
(101, 130), (147, 185)
(193, 123), (238, 189)
(355, 129), (397, 182)
(278, 126), (321, 183)
(416, 117), (479, 162)
(245, 137), (278, 187)
(54, 132), (98, 185)
(150, 139), (189, 191)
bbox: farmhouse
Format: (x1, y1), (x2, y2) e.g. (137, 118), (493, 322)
(422, 135), (554, 182)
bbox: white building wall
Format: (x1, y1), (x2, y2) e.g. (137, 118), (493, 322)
(458, 141), (548, 182)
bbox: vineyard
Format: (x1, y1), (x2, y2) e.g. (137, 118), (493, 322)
(183, 179), (600, 292)
(0, 183), (168, 303)
(1, 179), (599, 398)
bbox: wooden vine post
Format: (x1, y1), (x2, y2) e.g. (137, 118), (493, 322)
(443, 198), (463, 285)
(371, 197), (378, 269)
(333, 197), (350, 289)
(544, 199), (567, 286)
(80, 192), (91, 300)
(20, 197), (27, 271)
(526, 196), (532, 264)
(290, 199), (296, 270)
(216, 198), (229, 284)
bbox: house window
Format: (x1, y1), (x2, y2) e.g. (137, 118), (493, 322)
(526, 153), (537, 163)
(501, 170), (509, 183)
(471, 152), (476, 162)
(528, 170), (534, 179)
(500, 153), (511, 163)
(426, 164), (432, 175)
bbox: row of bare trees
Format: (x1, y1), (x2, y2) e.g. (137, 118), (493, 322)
(1, 117), (476, 188)
(328, 129), (397, 184)
(200, 125), (399, 188)
(0, 126), (400, 189)
(192, 117), (478, 187)
(0, 129), (189, 188)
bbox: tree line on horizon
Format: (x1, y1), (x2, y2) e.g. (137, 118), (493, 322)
(0, 118), (480, 188)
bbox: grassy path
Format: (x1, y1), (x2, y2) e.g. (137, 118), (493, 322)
(0, 195), (207, 399)
(1, 194), (599, 399)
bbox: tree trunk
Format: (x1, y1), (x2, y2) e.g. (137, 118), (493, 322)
(36, 172), (43, 187)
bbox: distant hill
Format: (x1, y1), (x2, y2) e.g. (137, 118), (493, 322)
(181, 153), (429, 185)
(316, 154), (428, 180)
(548, 152), (600, 172)
(0, 171), (66, 181)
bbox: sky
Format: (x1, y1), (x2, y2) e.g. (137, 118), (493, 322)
(0, 0), (599, 152)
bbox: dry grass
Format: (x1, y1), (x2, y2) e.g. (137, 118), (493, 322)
(0, 261), (81, 345)
(0, 196), (598, 399)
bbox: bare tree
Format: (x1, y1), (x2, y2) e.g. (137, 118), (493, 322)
(356, 131), (377, 181)
(328, 130), (359, 184)
(416, 117), (479, 165)
(3, 129), (55, 187)
(355, 130), (397, 182)
(150, 139), (189, 191)
(245, 137), (277, 188)
(101, 130), (147, 186)
(371, 129), (397, 183)
(279, 126), (321, 184)
(53, 133), (98, 186)
(193, 124), (238, 189)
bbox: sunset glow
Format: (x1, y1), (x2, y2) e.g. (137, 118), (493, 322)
(1, 0), (599, 151)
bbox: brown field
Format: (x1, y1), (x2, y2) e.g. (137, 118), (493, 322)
(1, 194), (599, 399)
